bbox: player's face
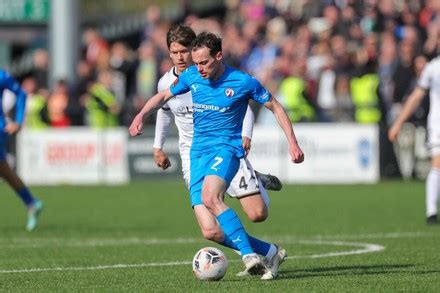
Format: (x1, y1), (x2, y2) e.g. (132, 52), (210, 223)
(169, 42), (192, 74)
(192, 47), (222, 80)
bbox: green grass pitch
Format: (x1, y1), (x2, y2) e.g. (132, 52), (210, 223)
(0, 180), (439, 291)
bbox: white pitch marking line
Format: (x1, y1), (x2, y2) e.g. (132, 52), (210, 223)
(0, 231), (431, 249)
(0, 240), (384, 274)
(288, 240), (385, 259)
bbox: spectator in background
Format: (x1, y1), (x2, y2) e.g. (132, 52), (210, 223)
(390, 40), (416, 121)
(47, 90), (71, 128)
(278, 58), (317, 123)
(135, 41), (158, 104)
(31, 49), (49, 90)
(109, 42), (137, 101)
(85, 70), (119, 128)
(378, 32), (398, 122)
(140, 4), (162, 43)
(349, 49), (383, 124)
(83, 27), (110, 71)
(21, 77), (48, 129)
(0, 69), (43, 231)
(68, 59), (94, 126)
(130, 40), (159, 126)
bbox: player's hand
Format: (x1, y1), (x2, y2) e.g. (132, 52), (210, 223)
(129, 114), (144, 136)
(153, 148), (171, 170)
(388, 123), (401, 142)
(289, 143), (304, 163)
(242, 136), (251, 156)
(4, 121), (21, 135)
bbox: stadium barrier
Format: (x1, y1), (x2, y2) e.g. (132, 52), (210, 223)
(17, 128), (129, 185)
(16, 124), (380, 185)
(248, 123), (379, 184)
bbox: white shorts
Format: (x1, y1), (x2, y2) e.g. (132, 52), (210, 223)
(182, 154), (269, 207)
(227, 158), (270, 207)
(428, 129), (440, 156)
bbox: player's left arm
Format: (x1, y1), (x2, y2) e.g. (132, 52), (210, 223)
(241, 105), (254, 155)
(3, 73), (26, 134)
(264, 96), (304, 163)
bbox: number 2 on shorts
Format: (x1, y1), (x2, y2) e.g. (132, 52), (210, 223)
(210, 157), (223, 172)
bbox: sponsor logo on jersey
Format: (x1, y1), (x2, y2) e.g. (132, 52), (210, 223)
(193, 103), (230, 113)
(225, 88), (234, 97)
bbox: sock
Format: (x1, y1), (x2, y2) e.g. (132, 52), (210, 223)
(221, 234), (239, 251)
(426, 168), (440, 217)
(216, 208), (254, 256)
(17, 187), (35, 207)
(246, 234), (273, 257)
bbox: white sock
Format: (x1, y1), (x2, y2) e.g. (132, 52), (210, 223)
(426, 168), (440, 217)
(242, 253), (257, 260)
(265, 244), (277, 261)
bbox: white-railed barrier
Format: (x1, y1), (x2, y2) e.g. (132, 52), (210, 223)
(16, 124), (379, 185)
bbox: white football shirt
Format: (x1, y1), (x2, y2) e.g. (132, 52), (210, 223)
(418, 56), (440, 132)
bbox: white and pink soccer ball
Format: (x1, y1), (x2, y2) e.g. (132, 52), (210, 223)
(192, 247), (228, 281)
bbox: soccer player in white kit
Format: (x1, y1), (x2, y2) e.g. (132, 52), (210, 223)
(389, 55), (440, 224)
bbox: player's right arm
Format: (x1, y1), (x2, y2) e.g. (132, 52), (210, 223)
(388, 87), (426, 142)
(153, 108), (174, 170)
(264, 96), (304, 164)
(129, 88), (174, 136)
(130, 69), (191, 136)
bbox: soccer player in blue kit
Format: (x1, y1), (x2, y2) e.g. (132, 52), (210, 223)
(129, 32), (304, 279)
(0, 69), (43, 231)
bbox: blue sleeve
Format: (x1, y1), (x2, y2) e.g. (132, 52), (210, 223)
(170, 70), (190, 96)
(2, 71), (26, 124)
(247, 75), (271, 104)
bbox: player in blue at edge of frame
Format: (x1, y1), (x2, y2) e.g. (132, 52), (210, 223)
(0, 69), (43, 231)
(129, 31), (304, 280)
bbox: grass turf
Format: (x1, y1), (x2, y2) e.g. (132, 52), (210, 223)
(0, 180), (439, 291)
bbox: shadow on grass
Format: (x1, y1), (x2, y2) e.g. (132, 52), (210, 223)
(278, 264), (415, 280)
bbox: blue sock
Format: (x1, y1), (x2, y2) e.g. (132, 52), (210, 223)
(221, 234), (239, 250)
(246, 234), (271, 256)
(217, 208), (254, 256)
(17, 187), (35, 207)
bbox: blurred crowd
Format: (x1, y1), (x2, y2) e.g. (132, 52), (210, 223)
(11, 0), (440, 129)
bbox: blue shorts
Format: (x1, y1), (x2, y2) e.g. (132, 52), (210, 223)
(0, 131), (7, 160)
(189, 147), (241, 207)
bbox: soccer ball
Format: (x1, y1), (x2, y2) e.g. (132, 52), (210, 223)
(192, 247), (228, 281)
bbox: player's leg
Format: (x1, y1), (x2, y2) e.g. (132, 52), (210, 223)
(198, 149), (269, 277)
(193, 204), (224, 242)
(193, 204), (244, 251)
(202, 174), (270, 277)
(426, 132), (440, 224)
(238, 194), (267, 222)
(189, 152), (241, 251)
(228, 158), (268, 222)
(228, 158), (286, 278)
(0, 133), (43, 231)
(426, 153), (440, 224)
